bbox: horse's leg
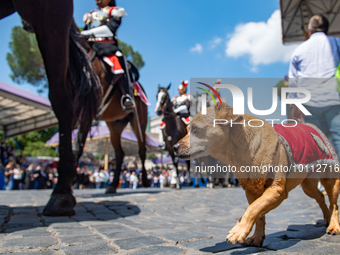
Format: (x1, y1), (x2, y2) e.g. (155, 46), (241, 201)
(16, 0), (77, 216)
(106, 119), (129, 194)
(169, 151), (181, 189)
(195, 173), (199, 188)
(186, 160), (193, 186)
(129, 103), (149, 187)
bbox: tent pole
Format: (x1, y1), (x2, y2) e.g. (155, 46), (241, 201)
(104, 137), (109, 171)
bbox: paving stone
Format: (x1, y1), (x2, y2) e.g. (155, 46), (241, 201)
(304, 245), (340, 254)
(218, 247), (279, 254)
(102, 230), (145, 240)
(158, 230), (213, 242)
(48, 222), (83, 229)
(7, 228), (52, 237)
(57, 234), (104, 245)
(54, 227), (94, 236)
(266, 239), (321, 252)
(2, 251), (56, 255)
(130, 246), (184, 255)
(180, 238), (241, 253)
(319, 234), (340, 243)
(1, 236), (56, 249)
(61, 241), (117, 255)
(112, 236), (165, 250)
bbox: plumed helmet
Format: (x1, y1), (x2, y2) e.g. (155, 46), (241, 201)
(109, 0), (116, 6)
(178, 80), (189, 92)
(214, 79), (222, 94)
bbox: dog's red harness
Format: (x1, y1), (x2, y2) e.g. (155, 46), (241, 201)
(274, 124), (338, 177)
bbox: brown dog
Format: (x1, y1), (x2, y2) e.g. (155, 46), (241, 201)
(174, 104), (340, 246)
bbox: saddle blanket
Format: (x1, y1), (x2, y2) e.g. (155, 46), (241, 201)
(273, 124), (338, 167)
(134, 82), (150, 106)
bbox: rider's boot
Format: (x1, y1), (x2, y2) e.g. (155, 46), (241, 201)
(121, 94), (135, 112)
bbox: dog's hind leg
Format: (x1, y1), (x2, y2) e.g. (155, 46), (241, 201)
(244, 192), (266, 247)
(320, 178), (340, 235)
(301, 178), (330, 226)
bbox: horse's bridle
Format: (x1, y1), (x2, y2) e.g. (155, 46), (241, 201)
(158, 92), (176, 119)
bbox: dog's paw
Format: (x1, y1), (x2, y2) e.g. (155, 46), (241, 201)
(244, 234), (265, 247)
(326, 223), (340, 235)
(226, 224), (250, 245)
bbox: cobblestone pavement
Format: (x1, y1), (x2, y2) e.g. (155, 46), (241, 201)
(0, 186), (338, 254)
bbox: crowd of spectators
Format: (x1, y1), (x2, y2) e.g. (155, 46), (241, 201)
(74, 165), (192, 190)
(0, 141), (192, 190)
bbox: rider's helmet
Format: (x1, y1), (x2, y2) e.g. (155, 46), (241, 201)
(178, 80), (189, 94)
(213, 79), (221, 95)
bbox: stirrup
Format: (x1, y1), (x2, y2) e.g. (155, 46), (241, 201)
(121, 94), (135, 112)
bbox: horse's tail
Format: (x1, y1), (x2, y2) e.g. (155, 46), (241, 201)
(68, 23), (102, 137)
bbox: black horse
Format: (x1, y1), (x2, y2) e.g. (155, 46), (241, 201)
(155, 84), (191, 188)
(1, 0), (101, 215)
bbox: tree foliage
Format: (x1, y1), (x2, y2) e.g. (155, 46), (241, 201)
(6, 26), (145, 93)
(117, 39), (145, 70)
(7, 26), (47, 91)
(0, 128), (58, 157)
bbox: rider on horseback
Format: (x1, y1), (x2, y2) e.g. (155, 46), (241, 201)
(81, 0), (134, 111)
(172, 80), (190, 124)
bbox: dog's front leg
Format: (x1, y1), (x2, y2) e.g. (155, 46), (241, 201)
(243, 191), (266, 246)
(227, 180), (287, 245)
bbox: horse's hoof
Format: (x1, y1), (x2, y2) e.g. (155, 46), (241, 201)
(105, 187), (117, 194)
(169, 184), (176, 189)
(194, 184), (200, 188)
(42, 194), (76, 216)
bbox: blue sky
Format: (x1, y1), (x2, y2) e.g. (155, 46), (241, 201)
(0, 0), (299, 118)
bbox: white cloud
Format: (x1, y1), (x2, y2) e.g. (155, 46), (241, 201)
(190, 43), (203, 53)
(209, 37), (222, 49)
(226, 10), (299, 66)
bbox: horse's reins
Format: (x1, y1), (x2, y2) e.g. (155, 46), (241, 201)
(160, 93), (176, 119)
(87, 50), (117, 118)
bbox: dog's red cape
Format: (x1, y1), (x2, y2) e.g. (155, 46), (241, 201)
(274, 124), (337, 166)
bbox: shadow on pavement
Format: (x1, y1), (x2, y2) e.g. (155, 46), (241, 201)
(199, 222), (327, 254)
(0, 200), (140, 234)
(75, 189), (165, 199)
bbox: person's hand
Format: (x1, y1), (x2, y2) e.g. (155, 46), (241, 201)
(291, 105), (304, 123)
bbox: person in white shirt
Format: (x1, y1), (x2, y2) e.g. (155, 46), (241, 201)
(130, 172), (139, 190)
(159, 173), (165, 189)
(288, 14), (340, 156)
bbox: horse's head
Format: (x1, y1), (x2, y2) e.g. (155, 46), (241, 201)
(155, 83), (171, 116)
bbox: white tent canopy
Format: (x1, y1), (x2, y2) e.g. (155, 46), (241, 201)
(0, 82), (57, 138)
(280, 0), (340, 43)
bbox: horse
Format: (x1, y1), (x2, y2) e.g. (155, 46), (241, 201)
(1, 0), (101, 216)
(78, 35), (149, 193)
(155, 84), (191, 189)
